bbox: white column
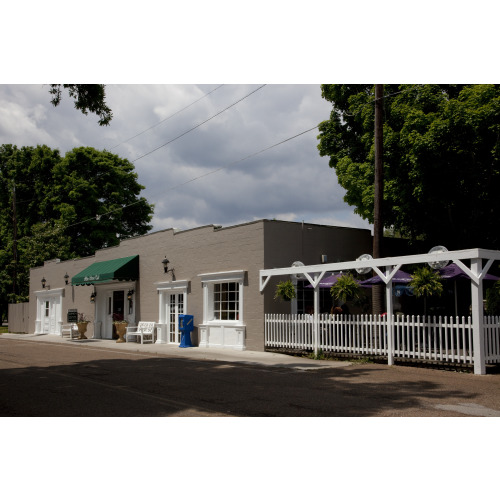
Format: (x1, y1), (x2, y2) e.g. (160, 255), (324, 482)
(471, 259), (486, 375)
(313, 285), (319, 356)
(156, 291), (167, 343)
(386, 266), (394, 365)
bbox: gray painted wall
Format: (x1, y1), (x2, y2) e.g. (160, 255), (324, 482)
(28, 220), (371, 351)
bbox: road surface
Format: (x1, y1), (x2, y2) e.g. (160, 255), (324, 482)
(1, 336), (500, 417)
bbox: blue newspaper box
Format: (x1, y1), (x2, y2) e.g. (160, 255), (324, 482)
(178, 314), (194, 348)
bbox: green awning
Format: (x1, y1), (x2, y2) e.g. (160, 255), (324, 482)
(72, 255), (139, 286)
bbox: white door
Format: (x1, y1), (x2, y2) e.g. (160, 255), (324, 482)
(167, 292), (184, 344)
(103, 289), (126, 339)
(41, 297), (58, 334)
(42, 299), (51, 333)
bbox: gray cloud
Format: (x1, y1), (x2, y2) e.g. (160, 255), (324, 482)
(0, 83), (371, 233)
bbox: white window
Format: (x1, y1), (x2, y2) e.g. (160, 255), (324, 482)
(213, 282), (239, 320)
(199, 271), (245, 324)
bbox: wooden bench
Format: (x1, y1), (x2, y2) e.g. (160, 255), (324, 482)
(61, 323), (79, 340)
(126, 322), (155, 344)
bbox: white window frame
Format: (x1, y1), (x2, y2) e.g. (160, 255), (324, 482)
(199, 271), (245, 325)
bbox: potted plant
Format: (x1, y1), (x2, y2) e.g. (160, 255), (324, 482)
(330, 273), (361, 311)
(274, 280), (296, 301)
(112, 312), (128, 343)
(409, 267), (443, 316)
(76, 313), (91, 340)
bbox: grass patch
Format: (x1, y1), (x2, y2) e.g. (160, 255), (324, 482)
(0, 326), (8, 334)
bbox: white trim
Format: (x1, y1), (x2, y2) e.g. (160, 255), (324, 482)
(34, 288), (64, 335)
(156, 281), (189, 344)
(94, 283), (136, 339)
(155, 279), (189, 291)
(198, 271), (246, 350)
(34, 287), (65, 298)
(199, 270), (246, 283)
(259, 248), (500, 290)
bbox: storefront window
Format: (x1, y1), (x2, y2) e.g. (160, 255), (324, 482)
(199, 271), (245, 324)
(213, 282), (239, 320)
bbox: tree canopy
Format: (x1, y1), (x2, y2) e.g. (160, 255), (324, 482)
(317, 84), (500, 250)
(49, 84), (113, 126)
(0, 145), (154, 313)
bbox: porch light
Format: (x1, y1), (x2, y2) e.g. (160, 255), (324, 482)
(64, 273), (69, 285)
(41, 277), (46, 288)
(127, 289), (134, 300)
(162, 258), (170, 273)
(162, 257), (175, 280)
(90, 291), (96, 302)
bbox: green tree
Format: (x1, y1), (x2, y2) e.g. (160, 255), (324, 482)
(317, 84), (500, 249)
(0, 145), (154, 312)
(49, 84), (113, 126)
(49, 147), (154, 256)
(0, 144), (63, 304)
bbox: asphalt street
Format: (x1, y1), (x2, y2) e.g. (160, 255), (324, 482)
(1, 334), (500, 417)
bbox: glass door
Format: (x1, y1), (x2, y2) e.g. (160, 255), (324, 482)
(168, 293), (184, 344)
(42, 300), (51, 333)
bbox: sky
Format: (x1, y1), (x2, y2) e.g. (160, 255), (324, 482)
(0, 83), (372, 233)
(3, 2), (497, 237)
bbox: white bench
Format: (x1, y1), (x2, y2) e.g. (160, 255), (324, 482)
(61, 323), (79, 340)
(126, 322), (155, 344)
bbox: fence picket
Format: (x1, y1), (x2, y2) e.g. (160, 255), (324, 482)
(264, 312), (498, 368)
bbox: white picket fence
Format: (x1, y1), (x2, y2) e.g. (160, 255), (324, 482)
(265, 314), (500, 366)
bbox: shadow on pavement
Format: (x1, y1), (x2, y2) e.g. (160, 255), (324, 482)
(1, 337), (487, 417)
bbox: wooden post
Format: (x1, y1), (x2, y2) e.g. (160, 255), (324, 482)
(373, 84), (384, 315)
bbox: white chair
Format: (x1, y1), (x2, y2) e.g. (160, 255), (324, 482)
(61, 323), (79, 340)
(126, 322), (155, 344)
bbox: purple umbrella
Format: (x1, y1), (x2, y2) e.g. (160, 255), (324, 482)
(359, 270), (413, 286)
(305, 273), (366, 288)
(436, 263), (499, 315)
(438, 263), (500, 281)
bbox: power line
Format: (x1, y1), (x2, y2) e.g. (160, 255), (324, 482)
(64, 123), (319, 231)
(109, 84), (224, 150)
(160, 125), (320, 190)
(132, 84), (267, 162)
(343, 84), (422, 115)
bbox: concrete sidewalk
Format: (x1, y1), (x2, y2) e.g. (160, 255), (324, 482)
(0, 333), (350, 370)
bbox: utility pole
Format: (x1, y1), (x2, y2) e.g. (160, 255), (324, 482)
(12, 182), (18, 299)
(372, 84), (384, 314)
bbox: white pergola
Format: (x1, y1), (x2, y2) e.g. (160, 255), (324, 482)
(260, 248), (500, 375)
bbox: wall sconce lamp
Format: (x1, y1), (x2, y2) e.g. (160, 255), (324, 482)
(162, 257), (176, 280)
(41, 277), (46, 288)
(64, 273), (69, 285)
(162, 257), (175, 274)
(127, 289), (134, 301)
(90, 291), (96, 303)
(162, 258), (170, 273)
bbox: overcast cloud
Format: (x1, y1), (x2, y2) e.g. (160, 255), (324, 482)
(1, 2), (496, 236)
(0, 83), (371, 233)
